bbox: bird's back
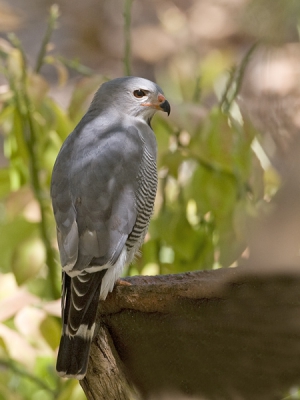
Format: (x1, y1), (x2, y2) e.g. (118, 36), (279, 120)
(51, 116), (158, 378)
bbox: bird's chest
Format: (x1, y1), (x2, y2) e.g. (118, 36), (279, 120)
(136, 146), (158, 212)
(125, 146), (158, 257)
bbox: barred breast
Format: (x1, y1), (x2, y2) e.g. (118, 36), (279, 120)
(126, 143), (158, 261)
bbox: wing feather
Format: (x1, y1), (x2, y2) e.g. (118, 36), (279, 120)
(51, 123), (144, 274)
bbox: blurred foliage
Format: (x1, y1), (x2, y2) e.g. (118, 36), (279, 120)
(132, 42), (270, 276)
(0, 5), (94, 400)
(0, 1), (294, 399)
(241, 0), (300, 43)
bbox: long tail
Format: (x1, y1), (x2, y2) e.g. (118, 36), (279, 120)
(56, 269), (107, 380)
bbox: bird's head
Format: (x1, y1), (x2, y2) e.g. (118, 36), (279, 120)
(90, 76), (171, 123)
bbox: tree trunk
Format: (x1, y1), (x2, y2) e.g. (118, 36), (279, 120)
(80, 324), (137, 399)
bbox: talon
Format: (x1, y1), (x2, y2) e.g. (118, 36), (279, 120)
(115, 279), (132, 287)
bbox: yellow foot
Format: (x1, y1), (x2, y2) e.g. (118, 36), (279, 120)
(115, 279), (132, 287)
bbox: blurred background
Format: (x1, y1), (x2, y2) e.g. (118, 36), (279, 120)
(1, 0), (300, 398)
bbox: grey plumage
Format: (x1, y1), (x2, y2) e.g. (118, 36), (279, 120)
(51, 76), (170, 379)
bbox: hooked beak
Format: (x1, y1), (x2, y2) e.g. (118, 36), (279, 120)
(160, 99), (171, 116)
(142, 94), (171, 116)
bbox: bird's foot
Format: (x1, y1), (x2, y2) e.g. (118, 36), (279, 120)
(115, 278), (132, 287)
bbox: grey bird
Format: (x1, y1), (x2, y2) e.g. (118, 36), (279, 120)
(51, 76), (170, 380)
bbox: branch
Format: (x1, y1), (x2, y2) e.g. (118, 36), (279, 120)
(56, 56), (94, 76)
(35, 4), (60, 74)
(7, 34), (60, 299)
(80, 325), (138, 400)
(220, 42), (259, 113)
(123, 0), (133, 76)
(81, 267), (300, 400)
(177, 145), (252, 197)
(100, 268), (232, 314)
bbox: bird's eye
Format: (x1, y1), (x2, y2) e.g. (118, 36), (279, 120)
(133, 89), (147, 98)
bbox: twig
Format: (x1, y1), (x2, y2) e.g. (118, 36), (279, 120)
(219, 66), (236, 113)
(8, 34), (60, 299)
(220, 42), (259, 113)
(56, 56), (94, 76)
(192, 75), (202, 103)
(123, 0), (133, 76)
(178, 145), (252, 197)
(35, 4), (60, 74)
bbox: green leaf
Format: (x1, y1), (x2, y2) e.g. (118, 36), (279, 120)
(27, 73), (49, 106)
(152, 209), (214, 271)
(152, 116), (172, 164)
(187, 165), (237, 218)
(0, 104), (14, 126)
(0, 218), (39, 273)
(12, 238), (45, 285)
(139, 239), (159, 271)
(218, 221), (245, 267)
(0, 336), (8, 353)
(33, 356), (57, 392)
(8, 109), (29, 163)
(40, 316), (61, 351)
(46, 99), (73, 141)
(162, 150), (185, 178)
(56, 380), (86, 400)
(0, 169), (10, 199)
(9, 157), (29, 190)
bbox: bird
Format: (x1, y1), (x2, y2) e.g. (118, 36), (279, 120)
(51, 76), (170, 380)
